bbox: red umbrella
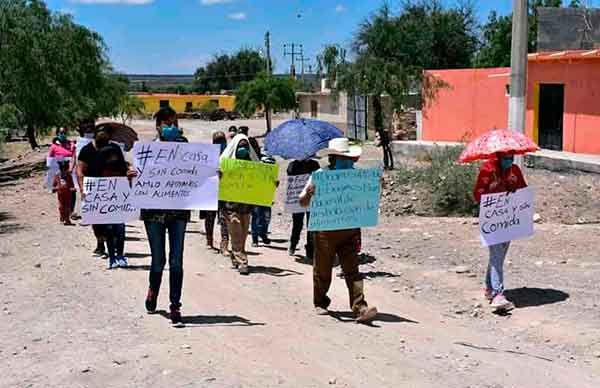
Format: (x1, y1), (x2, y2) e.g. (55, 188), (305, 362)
(458, 129), (539, 164)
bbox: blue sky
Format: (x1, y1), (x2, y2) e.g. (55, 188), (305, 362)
(43, 0), (579, 74)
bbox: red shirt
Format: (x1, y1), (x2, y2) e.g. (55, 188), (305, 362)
(473, 160), (527, 203)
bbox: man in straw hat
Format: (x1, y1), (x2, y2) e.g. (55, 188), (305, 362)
(299, 138), (378, 324)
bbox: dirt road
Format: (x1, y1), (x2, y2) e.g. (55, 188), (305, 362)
(1, 120), (600, 387)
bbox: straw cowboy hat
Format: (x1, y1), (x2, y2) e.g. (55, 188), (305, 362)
(317, 138), (362, 158)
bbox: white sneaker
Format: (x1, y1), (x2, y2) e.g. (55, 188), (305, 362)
(490, 294), (514, 312)
(117, 256), (128, 268)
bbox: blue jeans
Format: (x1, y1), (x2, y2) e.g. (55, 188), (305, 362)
(486, 242), (510, 297)
(105, 224), (125, 262)
(251, 206), (271, 243)
(144, 220), (187, 310)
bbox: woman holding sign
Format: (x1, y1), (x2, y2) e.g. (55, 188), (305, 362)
(142, 107), (190, 327)
(299, 138), (378, 324)
(474, 154), (527, 312)
(219, 134), (259, 275)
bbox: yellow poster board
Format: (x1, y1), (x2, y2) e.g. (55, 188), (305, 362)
(219, 158), (279, 206)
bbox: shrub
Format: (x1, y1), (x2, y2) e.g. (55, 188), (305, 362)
(392, 146), (478, 216)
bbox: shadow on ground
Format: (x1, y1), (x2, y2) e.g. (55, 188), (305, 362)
(157, 310), (265, 327)
(0, 211), (24, 235)
(249, 265), (303, 277)
(124, 252), (151, 259)
(329, 311), (419, 327)
(504, 287), (569, 308)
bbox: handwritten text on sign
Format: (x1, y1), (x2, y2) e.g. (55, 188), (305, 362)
(81, 177), (138, 224)
(219, 158), (279, 207)
(284, 174), (310, 214)
(132, 142), (219, 210)
(479, 187), (535, 247)
(308, 168), (382, 232)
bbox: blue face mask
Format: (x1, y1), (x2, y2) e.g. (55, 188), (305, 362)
(500, 156), (514, 170)
(57, 134), (67, 144)
(160, 125), (180, 141)
(335, 158), (355, 170)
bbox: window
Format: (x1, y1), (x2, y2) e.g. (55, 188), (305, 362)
(185, 102), (193, 112)
(210, 99), (219, 108)
(505, 84), (510, 97)
(159, 100), (170, 108)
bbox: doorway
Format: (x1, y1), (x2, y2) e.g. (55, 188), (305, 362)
(310, 100), (318, 118)
(538, 84), (564, 151)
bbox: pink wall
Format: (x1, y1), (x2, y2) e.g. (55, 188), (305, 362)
(423, 68), (510, 142)
(527, 61), (600, 154)
(423, 61), (600, 154)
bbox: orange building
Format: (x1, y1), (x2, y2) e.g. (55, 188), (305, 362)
(422, 50), (600, 154)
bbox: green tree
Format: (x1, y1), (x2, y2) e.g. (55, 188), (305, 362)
(317, 45), (346, 89)
(194, 48), (267, 93)
(118, 94), (145, 124)
(474, 11), (513, 67)
(335, 1), (475, 169)
(235, 74), (297, 133)
(0, 0), (126, 149)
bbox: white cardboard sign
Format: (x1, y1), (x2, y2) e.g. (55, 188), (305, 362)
(479, 187), (535, 247)
(81, 177), (139, 225)
(131, 142), (220, 210)
(284, 174), (310, 214)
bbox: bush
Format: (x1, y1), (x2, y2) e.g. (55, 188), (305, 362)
(392, 146), (478, 216)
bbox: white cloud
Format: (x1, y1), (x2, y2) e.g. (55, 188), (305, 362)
(227, 12), (246, 20)
(59, 7), (76, 15)
(70, 0), (153, 4)
(201, 0), (233, 5)
(335, 4), (346, 13)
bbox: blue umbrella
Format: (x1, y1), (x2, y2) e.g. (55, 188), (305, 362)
(264, 119), (344, 160)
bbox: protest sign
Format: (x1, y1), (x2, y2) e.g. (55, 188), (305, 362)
(479, 187), (535, 247)
(132, 142), (219, 210)
(81, 177), (138, 224)
(308, 168), (382, 232)
(284, 174), (310, 214)
(219, 159), (279, 207)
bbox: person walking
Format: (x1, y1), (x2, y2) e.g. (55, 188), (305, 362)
(142, 107), (190, 327)
(98, 142), (130, 270)
(299, 138), (378, 324)
(203, 131), (229, 252)
(220, 134), (259, 275)
(77, 122), (111, 258)
(287, 157), (320, 258)
(49, 128), (78, 217)
(474, 153), (527, 312)
(52, 160), (75, 226)
(251, 155), (276, 247)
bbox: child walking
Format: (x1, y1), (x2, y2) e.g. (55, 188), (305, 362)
(474, 153), (527, 312)
(52, 160), (75, 225)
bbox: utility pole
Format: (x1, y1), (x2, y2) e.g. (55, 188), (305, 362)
(264, 31), (272, 76)
(264, 31), (273, 133)
(283, 43), (303, 79)
(508, 0), (528, 166)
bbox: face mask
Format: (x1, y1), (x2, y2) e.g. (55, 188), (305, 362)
(236, 147), (250, 160)
(335, 158), (355, 170)
(84, 132), (95, 139)
(57, 134), (67, 144)
(500, 156), (514, 170)
(160, 125), (180, 141)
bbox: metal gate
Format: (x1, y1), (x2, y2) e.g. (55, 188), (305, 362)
(347, 95), (368, 141)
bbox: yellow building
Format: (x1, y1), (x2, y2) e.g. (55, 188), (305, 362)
(134, 93), (236, 113)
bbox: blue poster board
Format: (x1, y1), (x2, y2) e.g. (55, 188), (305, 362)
(308, 168), (382, 231)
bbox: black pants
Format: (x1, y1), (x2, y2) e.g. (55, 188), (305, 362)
(291, 212), (314, 258)
(105, 224), (125, 261)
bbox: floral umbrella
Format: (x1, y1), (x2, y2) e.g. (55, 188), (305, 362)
(458, 129), (539, 164)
